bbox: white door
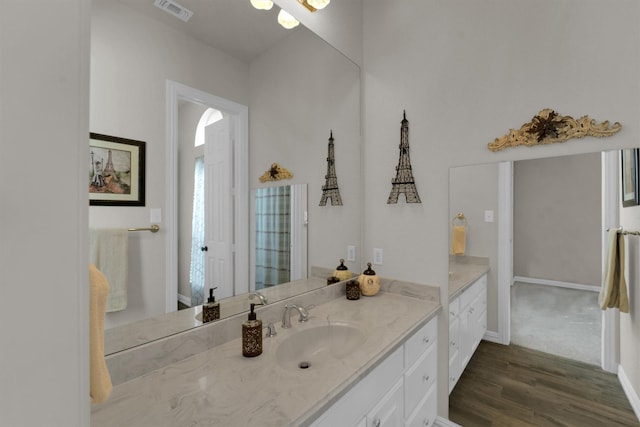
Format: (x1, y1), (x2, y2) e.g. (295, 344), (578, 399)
(204, 117), (234, 299)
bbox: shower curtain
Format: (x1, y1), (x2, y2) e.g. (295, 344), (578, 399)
(190, 157), (205, 306)
(255, 186), (291, 289)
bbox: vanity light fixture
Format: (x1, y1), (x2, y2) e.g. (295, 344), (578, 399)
(250, 0), (273, 10)
(306, 0), (330, 10)
(277, 9), (300, 29)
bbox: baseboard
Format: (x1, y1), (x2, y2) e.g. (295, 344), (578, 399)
(618, 364), (640, 422)
(435, 416), (462, 427)
(177, 293), (191, 307)
(482, 330), (503, 344)
(513, 276), (600, 293)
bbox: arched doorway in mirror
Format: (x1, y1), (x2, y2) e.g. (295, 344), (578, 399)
(188, 108), (223, 306)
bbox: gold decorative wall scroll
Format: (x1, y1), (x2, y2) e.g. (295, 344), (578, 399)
(259, 163), (293, 182)
(487, 109), (621, 152)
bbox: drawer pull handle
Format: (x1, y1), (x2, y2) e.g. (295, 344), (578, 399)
(422, 336), (430, 344)
(423, 418), (430, 426)
(423, 374), (430, 382)
(450, 341), (456, 346)
(373, 418), (381, 427)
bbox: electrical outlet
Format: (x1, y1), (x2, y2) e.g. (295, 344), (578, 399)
(373, 248), (383, 265)
(347, 245), (356, 262)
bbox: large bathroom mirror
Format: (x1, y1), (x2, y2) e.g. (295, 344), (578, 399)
(92, 0), (362, 355)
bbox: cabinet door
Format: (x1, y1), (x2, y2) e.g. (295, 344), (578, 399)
(367, 379), (403, 427)
(460, 306), (472, 370)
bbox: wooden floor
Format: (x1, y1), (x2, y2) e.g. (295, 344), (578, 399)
(449, 342), (639, 427)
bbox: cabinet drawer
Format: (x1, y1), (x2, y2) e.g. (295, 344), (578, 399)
(460, 274), (486, 309)
(449, 352), (460, 394)
(405, 383), (437, 427)
(404, 318), (437, 368)
(367, 379), (403, 427)
(449, 297), (460, 319)
(404, 343), (437, 417)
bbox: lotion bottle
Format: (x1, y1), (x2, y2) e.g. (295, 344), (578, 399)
(202, 287), (220, 323)
(242, 303), (262, 357)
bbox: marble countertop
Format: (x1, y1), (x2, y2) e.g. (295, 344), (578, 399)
(92, 292), (440, 427)
(448, 255), (490, 300)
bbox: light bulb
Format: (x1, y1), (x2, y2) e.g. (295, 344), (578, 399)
(277, 9), (299, 29)
(307, 0), (330, 10)
(250, 0), (273, 10)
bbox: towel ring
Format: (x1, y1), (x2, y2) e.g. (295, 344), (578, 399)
(452, 212), (468, 227)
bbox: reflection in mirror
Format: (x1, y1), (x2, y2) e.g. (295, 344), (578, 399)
(252, 184), (308, 290)
(95, 0), (361, 356)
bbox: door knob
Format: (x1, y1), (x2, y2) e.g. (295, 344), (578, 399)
(201, 246), (208, 252)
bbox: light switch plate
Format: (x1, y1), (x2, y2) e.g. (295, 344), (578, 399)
(150, 208), (162, 223)
(484, 210), (494, 223)
(373, 248), (383, 265)
(347, 245), (356, 262)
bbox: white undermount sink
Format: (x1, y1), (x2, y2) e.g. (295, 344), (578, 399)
(275, 323), (367, 371)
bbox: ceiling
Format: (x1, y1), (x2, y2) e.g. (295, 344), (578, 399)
(117, 0), (298, 62)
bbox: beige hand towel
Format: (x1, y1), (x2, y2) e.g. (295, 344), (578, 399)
(452, 225), (466, 255)
(90, 263), (113, 404)
(599, 230), (629, 313)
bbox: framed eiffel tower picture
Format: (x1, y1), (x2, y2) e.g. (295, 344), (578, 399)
(89, 133), (146, 206)
(388, 111), (421, 204)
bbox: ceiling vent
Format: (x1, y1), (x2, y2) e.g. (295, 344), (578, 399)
(153, 0), (194, 22)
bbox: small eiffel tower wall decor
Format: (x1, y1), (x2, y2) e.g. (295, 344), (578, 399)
(319, 130), (343, 206)
(388, 110), (421, 204)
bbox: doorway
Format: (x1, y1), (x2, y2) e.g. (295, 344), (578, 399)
(496, 152), (619, 372)
(165, 80), (249, 313)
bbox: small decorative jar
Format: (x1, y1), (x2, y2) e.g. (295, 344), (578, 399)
(346, 279), (360, 300)
(333, 259), (352, 282)
(358, 262), (380, 296)
(327, 276), (340, 286)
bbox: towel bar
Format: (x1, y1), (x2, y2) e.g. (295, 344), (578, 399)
(128, 224), (160, 233)
(606, 227), (640, 236)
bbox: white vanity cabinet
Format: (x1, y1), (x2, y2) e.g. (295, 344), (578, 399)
(448, 273), (487, 394)
(311, 317), (438, 427)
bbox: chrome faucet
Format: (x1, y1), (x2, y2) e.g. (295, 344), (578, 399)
(281, 304), (310, 328)
(249, 292), (268, 305)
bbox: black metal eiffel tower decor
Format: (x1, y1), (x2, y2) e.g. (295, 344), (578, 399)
(319, 130), (343, 206)
(388, 110), (421, 204)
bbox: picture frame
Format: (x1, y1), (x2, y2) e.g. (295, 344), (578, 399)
(89, 133), (146, 206)
(621, 148), (638, 207)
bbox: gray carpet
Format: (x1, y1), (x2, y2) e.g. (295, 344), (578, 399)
(511, 282), (601, 366)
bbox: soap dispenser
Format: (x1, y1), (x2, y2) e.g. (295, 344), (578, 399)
(333, 259), (352, 282)
(242, 303), (263, 357)
(202, 287), (220, 323)
(358, 262), (381, 296)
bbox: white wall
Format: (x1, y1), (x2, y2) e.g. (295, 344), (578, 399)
(514, 153), (602, 286)
(90, 0), (250, 328)
(449, 163), (499, 330)
(0, 1), (90, 426)
(363, 0), (640, 417)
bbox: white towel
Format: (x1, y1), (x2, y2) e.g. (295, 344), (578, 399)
(89, 228), (128, 312)
(599, 229), (629, 313)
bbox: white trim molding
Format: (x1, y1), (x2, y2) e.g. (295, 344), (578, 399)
(618, 364), (640, 422)
(513, 276), (600, 293)
(497, 161), (513, 345)
(177, 293), (191, 307)
(435, 416), (462, 427)
(482, 330), (501, 344)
